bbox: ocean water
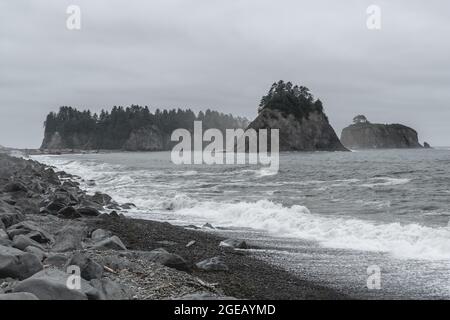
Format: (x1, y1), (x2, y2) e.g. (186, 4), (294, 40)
(32, 149), (450, 299)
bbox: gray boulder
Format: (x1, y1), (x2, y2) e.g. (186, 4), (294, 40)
(78, 198), (102, 210)
(91, 236), (126, 251)
(12, 268), (98, 300)
(120, 203), (136, 210)
(25, 246), (47, 262)
(57, 206), (82, 219)
(196, 256), (229, 272)
(13, 198), (39, 215)
(0, 238), (12, 247)
(66, 252), (103, 280)
(91, 192), (112, 206)
(0, 229), (8, 240)
(219, 239), (248, 249)
(77, 207), (100, 217)
(12, 235), (45, 251)
(136, 248), (189, 272)
(53, 188), (79, 206)
(44, 254), (69, 268)
(3, 181), (27, 193)
(108, 211), (120, 218)
(52, 225), (85, 252)
(45, 200), (67, 213)
(0, 212), (25, 229)
(0, 244), (43, 279)
(90, 278), (127, 300)
(7, 221), (54, 244)
(91, 228), (111, 241)
(0, 292), (39, 300)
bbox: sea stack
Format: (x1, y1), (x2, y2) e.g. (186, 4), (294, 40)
(248, 81), (348, 152)
(341, 115), (423, 149)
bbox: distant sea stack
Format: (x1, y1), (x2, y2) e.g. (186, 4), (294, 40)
(248, 81), (348, 152)
(341, 115), (425, 149)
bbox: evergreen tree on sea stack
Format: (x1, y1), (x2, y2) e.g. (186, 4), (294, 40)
(248, 80), (348, 152)
(258, 80), (324, 120)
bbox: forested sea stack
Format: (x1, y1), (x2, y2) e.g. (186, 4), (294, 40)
(41, 106), (248, 151)
(341, 115), (424, 149)
(248, 81), (348, 152)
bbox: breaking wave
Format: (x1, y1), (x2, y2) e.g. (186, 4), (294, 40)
(173, 199), (450, 260)
(32, 155), (450, 261)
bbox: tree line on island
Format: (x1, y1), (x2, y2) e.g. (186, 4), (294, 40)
(42, 106), (249, 150)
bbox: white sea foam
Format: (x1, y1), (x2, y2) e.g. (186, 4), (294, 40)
(181, 170), (198, 176)
(360, 177), (411, 188)
(255, 168), (278, 177)
(174, 199), (450, 260)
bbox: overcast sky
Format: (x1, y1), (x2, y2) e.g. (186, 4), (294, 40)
(1, 0), (449, 148)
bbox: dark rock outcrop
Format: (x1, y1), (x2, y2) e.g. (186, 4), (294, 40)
(248, 109), (348, 152)
(341, 122), (423, 150)
(247, 81), (348, 152)
(57, 206), (82, 219)
(123, 126), (166, 151)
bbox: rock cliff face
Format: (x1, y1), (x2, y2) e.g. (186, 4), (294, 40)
(41, 132), (65, 150)
(248, 109), (348, 152)
(41, 132), (98, 150)
(340, 123), (423, 149)
(41, 129), (168, 151)
(122, 127), (167, 151)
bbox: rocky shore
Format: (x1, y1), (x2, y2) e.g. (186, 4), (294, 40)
(0, 152), (345, 300)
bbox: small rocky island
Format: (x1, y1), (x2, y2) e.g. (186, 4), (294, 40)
(341, 115), (427, 150)
(248, 81), (348, 152)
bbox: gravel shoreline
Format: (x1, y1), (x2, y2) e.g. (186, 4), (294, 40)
(88, 217), (347, 299)
(0, 152), (347, 300)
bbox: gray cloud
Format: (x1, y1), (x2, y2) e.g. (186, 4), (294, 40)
(1, 0), (449, 148)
